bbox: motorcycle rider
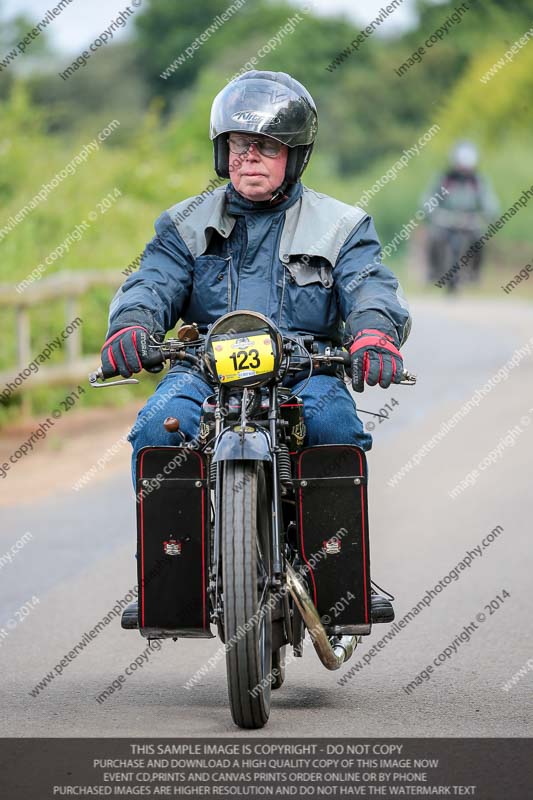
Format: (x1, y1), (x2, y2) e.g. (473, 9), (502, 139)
(424, 140), (499, 284)
(101, 71), (411, 622)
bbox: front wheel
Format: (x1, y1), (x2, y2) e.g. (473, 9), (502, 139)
(221, 461), (273, 729)
(271, 646), (286, 690)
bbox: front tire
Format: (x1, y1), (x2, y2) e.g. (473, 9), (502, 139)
(271, 646), (286, 690)
(221, 461), (272, 729)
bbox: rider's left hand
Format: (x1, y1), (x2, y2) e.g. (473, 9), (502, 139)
(349, 328), (403, 392)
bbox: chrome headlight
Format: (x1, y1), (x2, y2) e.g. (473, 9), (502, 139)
(204, 311), (283, 388)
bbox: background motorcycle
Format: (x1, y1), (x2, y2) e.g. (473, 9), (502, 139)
(427, 209), (485, 291)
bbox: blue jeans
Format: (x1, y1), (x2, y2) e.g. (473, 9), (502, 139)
(128, 367), (372, 485)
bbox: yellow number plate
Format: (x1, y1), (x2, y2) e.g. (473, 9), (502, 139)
(212, 334), (275, 383)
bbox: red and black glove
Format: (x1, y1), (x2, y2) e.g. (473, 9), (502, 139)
(100, 325), (163, 378)
(349, 328), (403, 392)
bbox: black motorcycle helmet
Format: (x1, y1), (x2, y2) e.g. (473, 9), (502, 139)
(210, 70), (318, 188)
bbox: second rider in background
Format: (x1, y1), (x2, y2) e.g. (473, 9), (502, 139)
(424, 140), (499, 288)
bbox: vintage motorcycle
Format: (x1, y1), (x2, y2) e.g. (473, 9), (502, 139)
(90, 310), (415, 729)
(428, 208), (485, 291)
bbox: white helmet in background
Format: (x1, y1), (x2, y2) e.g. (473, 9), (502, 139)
(450, 140), (479, 172)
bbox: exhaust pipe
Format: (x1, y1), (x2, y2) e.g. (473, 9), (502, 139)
(285, 563), (358, 671)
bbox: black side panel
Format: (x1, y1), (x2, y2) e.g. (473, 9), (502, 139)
(136, 447), (211, 637)
(296, 445), (371, 628)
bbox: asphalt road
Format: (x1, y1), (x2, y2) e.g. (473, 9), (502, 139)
(1, 296), (532, 737)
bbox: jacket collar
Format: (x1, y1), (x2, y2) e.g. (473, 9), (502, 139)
(225, 181), (303, 217)
(195, 182), (303, 246)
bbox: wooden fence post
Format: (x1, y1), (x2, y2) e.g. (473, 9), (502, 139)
(0, 270), (121, 408)
(16, 306), (32, 417)
(65, 296), (81, 363)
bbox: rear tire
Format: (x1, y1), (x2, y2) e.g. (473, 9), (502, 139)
(221, 461), (272, 729)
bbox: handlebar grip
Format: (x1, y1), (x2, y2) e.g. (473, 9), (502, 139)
(100, 349), (164, 379)
(339, 348), (416, 385)
(100, 330), (165, 379)
(143, 347), (166, 374)
(100, 360), (120, 380)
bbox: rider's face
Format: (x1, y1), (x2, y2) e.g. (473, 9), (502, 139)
(229, 134), (288, 202)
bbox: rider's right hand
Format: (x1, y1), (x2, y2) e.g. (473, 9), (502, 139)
(100, 326), (164, 378)
(349, 329), (403, 393)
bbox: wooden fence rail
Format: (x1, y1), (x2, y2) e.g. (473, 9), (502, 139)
(0, 271), (121, 405)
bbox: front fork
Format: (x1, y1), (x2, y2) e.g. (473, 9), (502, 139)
(268, 384), (284, 581)
(207, 384), (286, 630)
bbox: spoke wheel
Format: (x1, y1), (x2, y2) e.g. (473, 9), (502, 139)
(271, 645), (286, 690)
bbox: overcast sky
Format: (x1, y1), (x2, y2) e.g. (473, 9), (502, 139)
(1, 0), (419, 54)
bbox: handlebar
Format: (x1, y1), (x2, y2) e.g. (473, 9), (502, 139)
(281, 344), (416, 385)
(89, 338), (417, 387)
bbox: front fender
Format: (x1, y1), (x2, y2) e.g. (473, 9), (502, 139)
(212, 427), (272, 463)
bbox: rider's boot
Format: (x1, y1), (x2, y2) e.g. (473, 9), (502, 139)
(121, 601), (138, 629)
(371, 591), (395, 623)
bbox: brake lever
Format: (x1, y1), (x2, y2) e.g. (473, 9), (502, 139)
(89, 367), (139, 388)
(399, 370), (417, 385)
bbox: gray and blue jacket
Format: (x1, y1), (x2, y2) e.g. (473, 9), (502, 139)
(108, 181), (411, 349)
